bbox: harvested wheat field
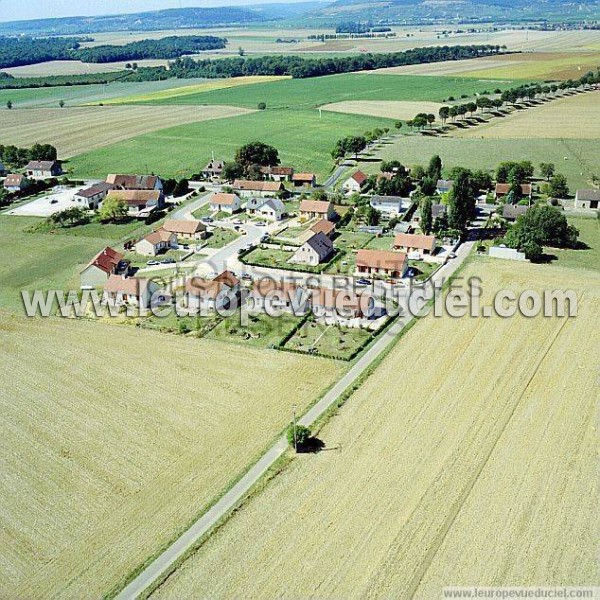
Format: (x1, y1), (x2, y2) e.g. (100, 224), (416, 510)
(153, 258), (599, 599)
(0, 105), (253, 158)
(2, 59), (169, 77)
(454, 91), (600, 139)
(100, 75), (289, 105)
(322, 100), (443, 120)
(0, 315), (343, 598)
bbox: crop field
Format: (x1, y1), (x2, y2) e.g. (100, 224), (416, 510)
(125, 73), (515, 109)
(0, 314), (343, 598)
(0, 105), (253, 158)
(68, 109), (395, 180)
(376, 51), (600, 81)
(2, 59), (169, 77)
(367, 134), (598, 190)
(453, 91), (600, 140)
(322, 100), (443, 120)
(152, 258), (599, 599)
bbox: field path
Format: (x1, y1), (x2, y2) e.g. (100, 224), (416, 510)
(116, 241), (474, 599)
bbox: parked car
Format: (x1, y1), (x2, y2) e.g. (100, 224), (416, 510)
(233, 219), (243, 225)
(448, 252), (457, 259)
(202, 217), (214, 223)
(356, 278), (372, 286)
(161, 258), (176, 264)
(260, 234), (270, 243)
(147, 260), (160, 266)
(241, 273), (253, 281)
(255, 221), (266, 227)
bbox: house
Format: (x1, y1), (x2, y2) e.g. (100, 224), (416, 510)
(436, 179), (453, 194)
(394, 221), (413, 235)
(502, 204), (529, 221)
(135, 229), (177, 256)
(185, 274), (238, 314)
(574, 189), (600, 210)
(245, 197), (264, 215)
(310, 287), (375, 320)
(260, 166), (294, 182)
(3, 174), (31, 193)
(232, 180), (283, 198)
(369, 195), (406, 216)
(25, 160), (62, 179)
(257, 198), (286, 221)
(247, 279), (310, 315)
(292, 173), (317, 188)
(73, 182), (114, 209)
(209, 192), (241, 214)
(310, 218), (336, 239)
(356, 249), (408, 278)
(201, 160), (225, 181)
(494, 183), (533, 200)
(393, 233), (437, 255)
(106, 174), (163, 191)
(290, 232), (334, 266)
(103, 275), (158, 309)
(299, 199), (335, 221)
(105, 190), (164, 217)
(80, 246), (127, 288)
(162, 219), (207, 241)
(342, 170), (368, 194)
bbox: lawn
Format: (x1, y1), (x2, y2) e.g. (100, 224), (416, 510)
(153, 258), (599, 599)
(68, 110), (396, 181)
(0, 215), (118, 313)
(0, 314), (344, 598)
(551, 215), (599, 272)
(203, 227), (240, 249)
(206, 311), (301, 348)
(284, 320), (373, 360)
(129, 73), (515, 110)
(243, 245), (340, 274)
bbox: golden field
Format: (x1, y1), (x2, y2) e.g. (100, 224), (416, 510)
(152, 258), (599, 599)
(321, 100), (443, 120)
(0, 315), (344, 597)
(454, 91), (600, 140)
(0, 105), (253, 158)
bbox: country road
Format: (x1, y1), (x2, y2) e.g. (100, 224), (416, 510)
(116, 238), (474, 600)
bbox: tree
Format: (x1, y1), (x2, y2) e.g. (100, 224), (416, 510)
(287, 423), (311, 451)
(426, 113), (435, 128)
(238, 47), (245, 56)
(6, 100), (12, 109)
(548, 173), (569, 199)
(59, 100), (65, 108)
(222, 161), (243, 182)
(235, 141), (279, 174)
(448, 169), (475, 231)
(539, 162), (555, 181)
(394, 121), (403, 131)
(173, 178), (190, 197)
(420, 196), (433, 235)
(427, 155), (442, 181)
(466, 101), (477, 116)
(99, 195), (128, 222)
(438, 105), (450, 125)
(365, 205), (380, 226)
(312, 189), (328, 201)
(257, 102), (266, 110)
(50, 207), (87, 227)
(449, 105), (458, 122)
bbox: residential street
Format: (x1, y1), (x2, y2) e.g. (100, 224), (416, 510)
(115, 237), (474, 600)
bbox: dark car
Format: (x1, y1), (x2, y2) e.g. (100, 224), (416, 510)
(356, 278), (372, 286)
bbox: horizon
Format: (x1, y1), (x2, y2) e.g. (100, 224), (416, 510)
(0, 0), (318, 24)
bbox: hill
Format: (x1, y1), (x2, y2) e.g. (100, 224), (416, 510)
(0, 3), (324, 36)
(306, 0), (600, 25)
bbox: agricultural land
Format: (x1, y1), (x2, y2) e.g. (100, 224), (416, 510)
(151, 258), (599, 599)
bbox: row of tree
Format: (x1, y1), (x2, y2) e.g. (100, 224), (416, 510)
(0, 143), (57, 169)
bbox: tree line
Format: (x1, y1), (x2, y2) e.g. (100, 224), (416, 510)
(0, 35), (226, 69)
(0, 143), (57, 169)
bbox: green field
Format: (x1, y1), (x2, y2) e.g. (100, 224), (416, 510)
(68, 110), (395, 180)
(551, 216), (600, 271)
(121, 73), (515, 109)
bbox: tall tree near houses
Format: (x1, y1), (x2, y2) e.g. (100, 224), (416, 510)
(427, 155), (443, 181)
(539, 162), (555, 181)
(420, 196), (433, 235)
(448, 169), (475, 231)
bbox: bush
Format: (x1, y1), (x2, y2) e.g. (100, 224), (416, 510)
(286, 424), (312, 451)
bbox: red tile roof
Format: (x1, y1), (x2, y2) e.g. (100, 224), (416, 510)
(356, 249), (407, 272)
(393, 233), (437, 252)
(84, 246), (124, 274)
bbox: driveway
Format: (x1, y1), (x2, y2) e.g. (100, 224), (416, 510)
(6, 182), (97, 217)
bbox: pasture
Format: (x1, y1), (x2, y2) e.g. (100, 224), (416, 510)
(152, 258), (599, 599)
(0, 314), (343, 598)
(453, 91), (600, 140)
(67, 109), (396, 180)
(0, 105), (253, 158)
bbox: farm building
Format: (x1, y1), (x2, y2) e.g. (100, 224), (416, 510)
(356, 249), (408, 278)
(290, 232), (334, 266)
(260, 166), (294, 182)
(370, 195), (407, 216)
(495, 183), (533, 200)
(25, 160), (62, 179)
(232, 180), (283, 198)
(342, 171), (368, 194)
(201, 160), (224, 181)
(103, 275), (158, 309)
(106, 174), (163, 191)
(73, 182), (114, 209)
(3, 174), (31, 193)
(162, 219), (207, 241)
(105, 190), (165, 217)
(574, 189), (600, 210)
(292, 173), (317, 188)
(80, 246), (128, 288)
(210, 192), (242, 214)
(393, 233), (437, 256)
(257, 198), (286, 221)
(299, 199), (335, 221)
(502, 204), (530, 221)
(247, 279), (309, 316)
(135, 229), (177, 257)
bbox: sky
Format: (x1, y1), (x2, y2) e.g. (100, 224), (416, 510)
(0, 0), (311, 23)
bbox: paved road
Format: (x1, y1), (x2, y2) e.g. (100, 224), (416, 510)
(169, 191), (213, 221)
(116, 238), (474, 600)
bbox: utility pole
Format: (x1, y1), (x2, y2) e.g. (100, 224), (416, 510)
(292, 404), (298, 452)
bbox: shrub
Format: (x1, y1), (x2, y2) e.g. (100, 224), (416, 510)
(286, 424), (312, 451)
